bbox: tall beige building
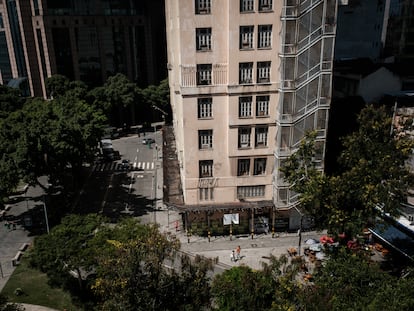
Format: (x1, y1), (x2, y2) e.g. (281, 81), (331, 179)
(166, 0), (339, 234)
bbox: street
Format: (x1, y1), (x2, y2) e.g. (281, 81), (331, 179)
(76, 131), (162, 222)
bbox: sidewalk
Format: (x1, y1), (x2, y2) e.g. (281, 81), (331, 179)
(155, 127), (326, 270)
(155, 207), (326, 270)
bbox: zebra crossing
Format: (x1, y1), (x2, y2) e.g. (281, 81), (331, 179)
(93, 161), (154, 172)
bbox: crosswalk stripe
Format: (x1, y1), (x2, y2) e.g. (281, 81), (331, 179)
(93, 161), (155, 172)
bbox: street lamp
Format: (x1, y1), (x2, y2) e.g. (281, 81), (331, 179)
(42, 196), (50, 234)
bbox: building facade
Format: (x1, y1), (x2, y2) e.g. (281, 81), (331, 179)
(166, 0), (340, 234)
(0, 0), (166, 97)
(334, 0), (391, 62)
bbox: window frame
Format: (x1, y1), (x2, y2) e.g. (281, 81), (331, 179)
(199, 160), (213, 178)
(199, 187), (214, 201)
(237, 159), (251, 176)
(195, 0), (211, 14)
(197, 64), (212, 85)
(240, 0), (254, 12)
(196, 27), (212, 51)
(199, 129), (213, 149)
(258, 24), (272, 49)
(256, 95), (269, 117)
(253, 158), (267, 175)
(257, 61), (271, 83)
(258, 0), (273, 12)
(255, 126), (268, 147)
(237, 185), (265, 198)
(198, 97), (213, 119)
(238, 127), (251, 148)
(239, 96), (253, 118)
(240, 25), (254, 50)
(239, 62), (253, 84)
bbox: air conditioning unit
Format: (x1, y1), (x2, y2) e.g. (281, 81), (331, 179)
(201, 143), (210, 149)
(240, 143), (249, 148)
(258, 110), (265, 116)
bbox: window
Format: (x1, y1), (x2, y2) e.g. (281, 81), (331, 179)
(240, 0), (254, 12)
(195, 0), (211, 14)
(199, 160), (213, 178)
(253, 158), (266, 175)
(240, 26), (254, 49)
(239, 62), (253, 84)
(196, 28), (212, 51)
(238, 127), (251, 148)
(237, 185), (265, 198)
(198, 98), (212, 119)
(255, 126), (268, 147)
(199, 130), (213, 149)
(259, 0), (272, 11)
(239, 96), (252, 118)
(199, 187), (214, 201)
(197, 64), (212, 85)
(258, 25), (272, 48)
(256, 96), (269, 116)
(238, 159), (250, 176)
(257, 61), (271, 83)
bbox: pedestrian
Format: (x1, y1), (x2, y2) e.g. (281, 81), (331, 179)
(12, 222), (16, 230)
(230, 250), (235, 262)
(236, 245), (241, 260)
(175, 220), (179, 232)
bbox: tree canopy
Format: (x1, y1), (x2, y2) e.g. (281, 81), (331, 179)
(281, 105), (414, 237)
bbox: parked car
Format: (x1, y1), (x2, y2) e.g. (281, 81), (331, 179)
(121, 159), (130, 170)
(142, 138), (155, 145)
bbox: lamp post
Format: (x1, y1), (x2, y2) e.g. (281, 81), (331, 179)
(24, 184), (29, 210)
(42, 197), (50, 234)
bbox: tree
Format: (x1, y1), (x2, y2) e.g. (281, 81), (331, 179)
(0, 84), (24, 119)
(211, 265), (274, 311)
(280, 131), (332, 230)
(282, 105), (414, 237)
(295, 247), (414, 311)
(141, 78), (171, 122)
(29, 214), (107, 292)
(0, 294), (24, 311)
(1, 94), (106, 191)
(45, 74), (71, 98)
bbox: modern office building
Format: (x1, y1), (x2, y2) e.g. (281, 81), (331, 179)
(334, 0), (391, 62)
(166, 0), (341, 234)
(0, 0), (166, 98)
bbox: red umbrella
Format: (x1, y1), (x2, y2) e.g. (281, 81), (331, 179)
(320, 235), (334, 244)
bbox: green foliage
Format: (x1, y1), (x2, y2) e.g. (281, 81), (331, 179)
(0, 294), (24, 311)
(211, 265), (277, 311)
(0, 84), (24, 119)
(102, 73), (139, 108)
(29, 214), (107, 291)
(141, 78), (170, 111)
(281, 105), (414, 237)
(281, 131), (332, 230)
(92, 220), (211, 310)
(45, 74), (71, 98)
(0, 93), (106, 190)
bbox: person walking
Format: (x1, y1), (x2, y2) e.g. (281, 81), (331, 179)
(230, 250), (235, 262)
(236, 245), (241, 260)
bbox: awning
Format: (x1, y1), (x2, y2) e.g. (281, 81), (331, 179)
(369, 222), (414, 261)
